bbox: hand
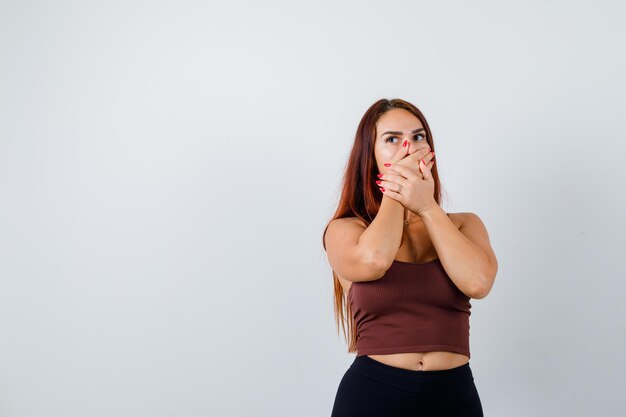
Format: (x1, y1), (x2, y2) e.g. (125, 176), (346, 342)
(380, 139), (430, 171)
(377, 149), (437, 217)
(395, 142), (433, 172)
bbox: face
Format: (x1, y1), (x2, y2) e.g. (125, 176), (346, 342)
(373, 108), (430, 173)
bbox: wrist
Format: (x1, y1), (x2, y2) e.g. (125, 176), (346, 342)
(417, 203), (442, 220)
(381, 194), (404, 210)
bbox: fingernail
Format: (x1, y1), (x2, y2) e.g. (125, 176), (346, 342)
(377, 173), (383, 178)
(375, 180), (382, 185)
(384, 163), (391, 167)
(402, 140), (408, 147)
(431, 151), (435, 156)
(380, 187), (385, 192)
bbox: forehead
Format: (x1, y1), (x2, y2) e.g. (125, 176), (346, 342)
(376, 109), (423, 134)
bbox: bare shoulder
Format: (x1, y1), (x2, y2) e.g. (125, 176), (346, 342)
(452, 211), (488, 231)
(453, 211), (497, 263)
(325, 217), (367, 237)
(338, 216), (367, 227)
(445, 211), (464, 229)
(324, 216), (371, 288)
(452, 211), (498, 298)
(333, 217), (367, 227)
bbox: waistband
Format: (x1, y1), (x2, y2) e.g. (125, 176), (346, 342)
(349, 355), (475, 394)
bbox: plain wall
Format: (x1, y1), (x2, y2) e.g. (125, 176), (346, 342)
(1, 0), (625, 416)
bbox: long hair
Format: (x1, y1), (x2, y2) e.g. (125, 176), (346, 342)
(322, 98), (445, 354)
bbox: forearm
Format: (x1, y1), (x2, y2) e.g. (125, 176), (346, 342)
(419, 205), (490, 298)
(357, 195), (404, 267)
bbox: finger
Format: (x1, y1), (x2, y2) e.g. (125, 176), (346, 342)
(377, 172), (406, 184)
(376, 174), (407, 191)
(404, 144), (432, 164)
(420, 159), (435, 180)
(387, 162), (421, 181)
(379, 186), (404, 203)
(398, 146), (432, 174)
(391, 139), (410, 164)
(416, 150), (435, 168)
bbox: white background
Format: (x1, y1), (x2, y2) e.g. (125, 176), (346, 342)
(1, 0), (625, 416)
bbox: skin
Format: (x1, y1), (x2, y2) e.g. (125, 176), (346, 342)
(373, 108), (435, 224)
(338, 108), (498, 371)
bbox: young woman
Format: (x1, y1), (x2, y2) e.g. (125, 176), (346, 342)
(323, 98), (498, 416)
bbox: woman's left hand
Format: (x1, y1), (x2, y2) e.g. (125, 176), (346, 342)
(377, 156), (438, 217)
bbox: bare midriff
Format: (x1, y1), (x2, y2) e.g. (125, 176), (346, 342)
(366, 351), (469, 371)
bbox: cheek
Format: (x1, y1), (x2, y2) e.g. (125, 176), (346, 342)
(378, 147), (395, 163)
(374, 144), (396, 169)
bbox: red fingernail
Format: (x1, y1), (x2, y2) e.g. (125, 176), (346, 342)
(377, 173), (383, 178)
(380, 187), (385, 192)
(402, 140), (407, 147)
(375, 180), (381, 185)
(431, 151), (435, 156)
(384, 163), (391, 167)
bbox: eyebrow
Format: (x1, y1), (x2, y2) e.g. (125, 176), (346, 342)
(381, 127), (425, 136)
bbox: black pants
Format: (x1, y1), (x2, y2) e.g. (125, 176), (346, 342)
(330, 355), (484, 417)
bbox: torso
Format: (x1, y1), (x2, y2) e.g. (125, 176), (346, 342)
(338, 212), (470, 371)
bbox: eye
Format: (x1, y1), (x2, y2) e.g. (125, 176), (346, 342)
(384, 133), (426, 143)
(385, 136), (399, 143)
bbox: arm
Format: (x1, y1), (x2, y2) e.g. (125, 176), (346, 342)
(420, 206), (498, 299)
(324, 195), (405, 282)
(358, 195), (405, 269)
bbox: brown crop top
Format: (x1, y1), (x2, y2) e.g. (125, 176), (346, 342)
(347, 258), (472, 358)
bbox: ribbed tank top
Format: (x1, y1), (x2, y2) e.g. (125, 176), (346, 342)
(348, 258), (472, 358)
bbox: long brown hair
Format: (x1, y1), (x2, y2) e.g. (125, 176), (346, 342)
(321, 98), (445, 353)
